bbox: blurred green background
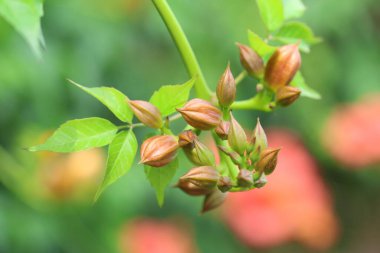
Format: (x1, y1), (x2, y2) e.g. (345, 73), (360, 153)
(1, 0), (380, 252)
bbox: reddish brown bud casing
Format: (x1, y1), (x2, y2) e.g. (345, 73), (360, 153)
(178, 130), (197, 148)
(216, 64), (236, 108)
(256, 147), (281, 175)
(237, 169), (253, 187)
(264, 44), (301, 90)
(177, 99), (222, 130)
(128, 100), (163, 129)
(217, 176), (233, 192)
(176, 181), (213, 196)
(276, 86), (301, 106)
(140, 135), (178, 167)
(201, 189), (227, 214)
(237, 43), (264, 79)
(215, 121), (230, 140)
(179, 166), (219, 189)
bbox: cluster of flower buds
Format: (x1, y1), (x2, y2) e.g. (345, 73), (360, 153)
(237, 43), (302, 108)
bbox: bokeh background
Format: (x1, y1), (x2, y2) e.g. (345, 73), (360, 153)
(1, 0), (380, 252)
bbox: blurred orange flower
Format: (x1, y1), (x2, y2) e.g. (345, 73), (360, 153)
(323, 95), (380, 168)
(120, 218), (198, 253)
(221, 130), (339, 250)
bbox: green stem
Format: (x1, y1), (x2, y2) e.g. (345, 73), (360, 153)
(231, 91), (273, 112)
(235, 70), (247, 86)
(151, 0), (211, 100)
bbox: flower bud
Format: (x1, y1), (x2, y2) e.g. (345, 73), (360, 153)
(237, 169), (253, 187)
(201, 189), (227, 214)
(276, 86), (301, 106)
(140, 135), (178, 167)
(183, 139), (215, 166)
(237, 43), (264, 79)
(177, 99), (222, 130)
(248, 118), (268, 153)
(216, 64), (236, 108)
(175, 180), (213, 196)
(264, 44), (301, 90)
(217, 176), (233, 192)
(215, 121), (230, 140)
(128, 100), (163, 129)
(256, 147), (281, 175)
(178, 130), (197, 148)
(179, 166), (219, 189)
(254, 173), (267, 188)
(217, 145), (242, 166)
(228, 112), (247, 155)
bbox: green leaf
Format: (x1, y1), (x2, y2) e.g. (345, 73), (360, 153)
(256, 0), (284, 32)
(29, 118), (118, 152)
(0, 0), (44, 58)
(274, 22), (321, 53)
(283, 0), (306, 20)
(248, 30), (277, 60)
(69, 79), (133, 123)
(145, 158), (178, 207)
(149, 78), (195, 117)
(291, 72), (321, 99)
(95, 129), (137, 200)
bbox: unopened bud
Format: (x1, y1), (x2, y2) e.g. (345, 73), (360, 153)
(217, 145), (242, 166)
(215, 121), (230, 140)
(176, 181), (213, 196)
(201, 189), (227, 214)
(237, 43), (264, 79)
(217, 176), (233, 192)
(276, 86), (301, 106)
(140, 135), (178, 167)
(237, 169), (253, 187)
(216, 64), (236, 108)
(177, 99), (222, 130)
(248, 118), (268, 153)
(179, 166), (219, 189)
(256, 147), (281, 175)
(178, 130), (197, 148)
(254, 173), (267, 188)
(183, 139), (215, 166)
(128, 100), (163, 129)
(264, 44), (301, 90)
(228, 112), (247, 155)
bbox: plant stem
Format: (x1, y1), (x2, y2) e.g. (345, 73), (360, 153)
(231, 92), (273, 112)
(118, 113), (183, 130)
(235, 70), (247, 86)
(151, 0), (212, 100)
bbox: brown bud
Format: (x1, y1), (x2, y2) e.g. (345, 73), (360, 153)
(140, 135), (178, 167)
(254, 173), (267, 188)
(215, 121), (230, 140)
(228, 112), (247, 155)
(177, 99), (222, 130)
(217, 176), (233, 192)
(179, 166), (219, 189)
(237, 169), (253, 187)
(248, 118), (268, 153)
(128, 100), (163, 129)
(178, 130), (197, 148)
(217, 145), (242, 166)
(201, 189), (227, 214)
(216, 64), (236, 107)
(237, 43), (264, 79)
(276, 86), (301, 106)
(183, 139), (215, 166)
(264, 44), (301, 90)
(256, 147), (281, 175)
(176, 180), (213, 196)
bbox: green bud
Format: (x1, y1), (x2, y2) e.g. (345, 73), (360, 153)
(248, 118), (268, 153)
(254, 173), (267, 188)
(228, 112), (247, 155)
(217, 176), (233, 192)
(183, 139), (215, 166)
(128, 100), (163, 129)
(216, 64), (236, 108)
